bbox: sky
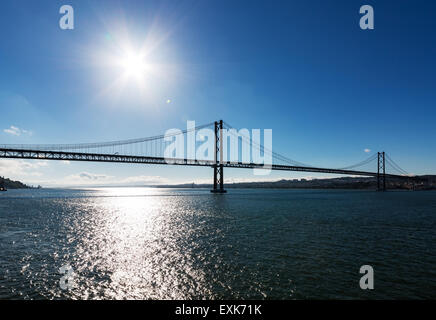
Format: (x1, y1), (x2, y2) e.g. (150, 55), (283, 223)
(0, 0), (435, 187)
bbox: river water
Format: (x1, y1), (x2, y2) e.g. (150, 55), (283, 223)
(0, 188), (435, 299)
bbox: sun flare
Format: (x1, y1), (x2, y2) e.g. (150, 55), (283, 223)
(91, 30), (179, 104)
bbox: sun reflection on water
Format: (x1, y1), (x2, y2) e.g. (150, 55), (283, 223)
(61, 188), (212, 299)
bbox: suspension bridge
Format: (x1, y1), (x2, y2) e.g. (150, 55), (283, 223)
(0, 120), (415, 192)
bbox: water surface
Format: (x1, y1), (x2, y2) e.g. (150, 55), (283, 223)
(0, 188), (435, 299)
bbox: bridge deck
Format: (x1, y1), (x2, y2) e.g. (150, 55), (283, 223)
(0, 148), (408, 179)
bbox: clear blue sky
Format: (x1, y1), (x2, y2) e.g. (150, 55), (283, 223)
(1, 0), (435, 186)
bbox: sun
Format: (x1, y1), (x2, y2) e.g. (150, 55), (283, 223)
(91, 32), (179, 103)
(120, 51), (146, 78)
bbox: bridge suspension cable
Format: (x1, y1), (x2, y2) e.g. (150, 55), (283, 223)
(222, 121), (314, 167)
(336, 153), (378, 170)
(0, 122), (215, 152)
(385, 154), (410, 176)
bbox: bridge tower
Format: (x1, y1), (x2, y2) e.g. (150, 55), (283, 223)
(211, 120), (227, 193)
(377, 152), (386, 191)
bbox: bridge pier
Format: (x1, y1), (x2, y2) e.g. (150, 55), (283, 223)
(377, 152), (386, 191)
(211, 164), (226, 193)
(211, 120), (227, 193)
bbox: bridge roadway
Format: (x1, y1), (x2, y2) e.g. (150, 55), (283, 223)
(0, 148), (408, 179)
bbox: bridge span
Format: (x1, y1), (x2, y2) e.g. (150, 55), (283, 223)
(0, 120), (414, 192)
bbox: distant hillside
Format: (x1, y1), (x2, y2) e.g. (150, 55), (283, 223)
(156, 176), (436, 191)
(0, 176), (32, 189)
